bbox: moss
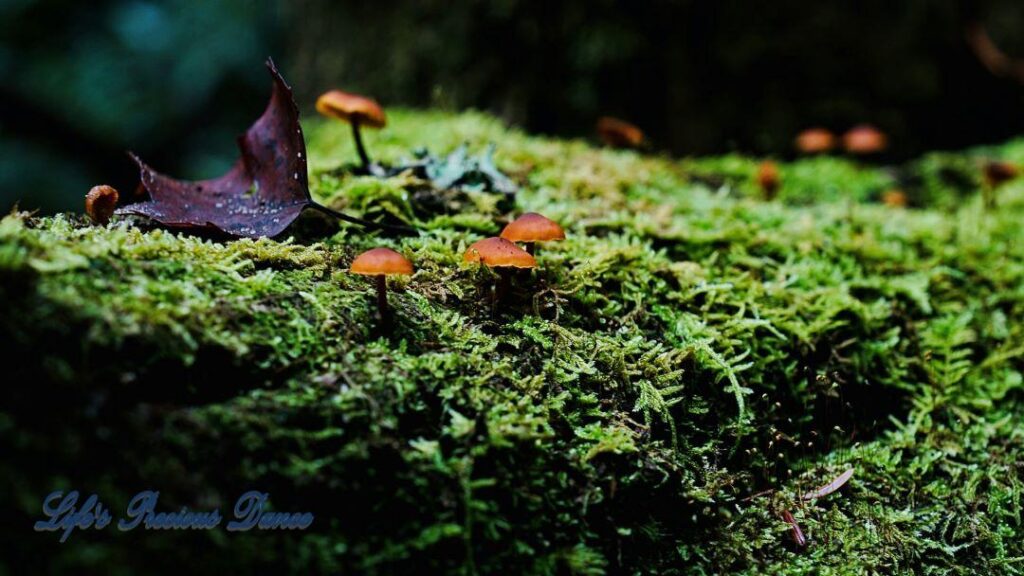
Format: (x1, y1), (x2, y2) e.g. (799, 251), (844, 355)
(1, 109), (1023, 574)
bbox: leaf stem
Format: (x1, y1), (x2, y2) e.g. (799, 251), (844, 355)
(308, 202), (417, 235)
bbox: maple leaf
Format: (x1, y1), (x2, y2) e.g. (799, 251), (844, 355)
(117, 58), (408, 238)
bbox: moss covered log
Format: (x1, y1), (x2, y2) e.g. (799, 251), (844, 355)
(2, 111), (1023, 574)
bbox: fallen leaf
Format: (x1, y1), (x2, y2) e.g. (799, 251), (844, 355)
(118, 58), (408, 238)
(801, 467), (854, 501)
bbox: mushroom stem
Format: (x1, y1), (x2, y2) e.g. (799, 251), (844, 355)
(376, 274), (390, 331)
(351, 119), (371, 169)
(495, 269), (511, 312)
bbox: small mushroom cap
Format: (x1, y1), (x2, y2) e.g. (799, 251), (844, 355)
(842, 124), (888, 154)
(464, 237), (537, 269)
(881, 189), (908, 207)
(794, 128), (835, 154)
(983, 160), (1018, 186)
(85, 185), (119, 224)
(350, 247), (413, 276)
(596, 116), (644, 148)
(500, 213), (566, 243)
(316, 90), (387, 128)
(756, 161), (781, 190)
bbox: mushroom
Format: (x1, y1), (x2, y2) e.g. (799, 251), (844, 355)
(349, 247), (413, 331)
(500, 212), (565, 255)
(316, 90), (387, 170)
(756, 161), (781, 201)
(982, 160), (1018, 209)
(85, 185), (119, 225)
(881, 189), (908, 208)
(463, 237), (536, 309)
(596, 116), (644, 149)
(794, 128), (836, 154)
(842, 124), (888, 155)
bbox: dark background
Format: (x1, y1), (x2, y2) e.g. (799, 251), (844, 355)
(3, 0), (1024, 213)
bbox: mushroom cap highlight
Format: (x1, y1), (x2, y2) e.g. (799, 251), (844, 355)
(842, 124), (888, 154)
(350, 247), (413, 276)
(464, 237), (537, 269)
(85, 184), (119, 224)
(500, 213), (566, 244)
(316, 90), (387, 128)
(596, 116), (644, 148)
(794, 128), (835, 154)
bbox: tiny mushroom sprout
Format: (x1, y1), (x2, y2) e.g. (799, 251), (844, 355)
(982, 160), (1018, 209)
(464, 237), (537, 309)
(842, 124), (888, 155)
(85, 185), (119, 225)
(881, 189), (908, 208)
(794, 128), (836, 154)
(500, 212), (566, 255)
(316, 90), (387, 170)
(756, 161), (781, 201)
(596, 116), (645, 149)
(350, 247), (413, 332)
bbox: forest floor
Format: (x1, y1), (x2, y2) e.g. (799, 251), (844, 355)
(2, 110), (1023, 575)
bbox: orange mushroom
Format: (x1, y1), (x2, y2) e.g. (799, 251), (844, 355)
(982, 160), (1018, 209)
(756, 161), (781, 201)
(85, 185), (119, 225)
(983, 160), (1017, 188)
(842, 124), (888, 155)
(464, 237), (536, 268)
(794, 128), (836, 154)
(881, 189), (908, 208)
(350, 247), (413, 331)
(500, 212), (565, 254)
(464, 237), (536, 309)
(316, 90), (387, 169)
(596, 116), (644, 149)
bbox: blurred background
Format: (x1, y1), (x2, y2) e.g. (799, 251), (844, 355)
(3, 0), (1024, 213)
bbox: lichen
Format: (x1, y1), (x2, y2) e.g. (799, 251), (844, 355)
(2, 109), (1022, 574)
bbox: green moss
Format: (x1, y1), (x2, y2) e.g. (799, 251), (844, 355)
(2, 109), (1023, 574)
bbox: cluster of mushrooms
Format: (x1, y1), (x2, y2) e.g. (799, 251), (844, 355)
(794, 125), (889, 156)
(349, 212), (565, 332)
(594, 119), (891, 158)
(750, 124), (1020, 207)
(311, 89), (568, 330)
(84, 85), (1020, 333)
(753, 125), (891, 202)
